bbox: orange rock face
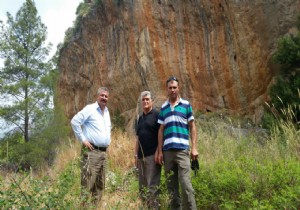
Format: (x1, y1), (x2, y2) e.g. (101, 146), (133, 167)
(58, 0), (300, 124)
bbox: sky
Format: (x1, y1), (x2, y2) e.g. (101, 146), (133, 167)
(0, 0), (83, 58)
(0, 0), (82, 137)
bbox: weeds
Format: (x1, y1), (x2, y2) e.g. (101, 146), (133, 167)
(1, 107), (299, 209)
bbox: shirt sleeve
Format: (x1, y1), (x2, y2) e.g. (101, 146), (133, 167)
(157, 109), (164, 125)
(70, 105), (90, 142)
(187, 104), (194, 122)
(154, 110), (160, 130)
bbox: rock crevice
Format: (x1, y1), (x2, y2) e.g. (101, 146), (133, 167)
(58, 0), (300, 124)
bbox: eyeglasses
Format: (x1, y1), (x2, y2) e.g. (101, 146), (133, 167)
(166, 76), (179, 84)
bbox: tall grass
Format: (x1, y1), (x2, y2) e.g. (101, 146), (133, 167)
(0, 109), (299, 209)
(194, 107), (299, 209)
(100, 128), (144, 209)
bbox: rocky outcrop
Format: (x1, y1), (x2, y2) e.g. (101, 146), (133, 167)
(58, 0), (300, 125)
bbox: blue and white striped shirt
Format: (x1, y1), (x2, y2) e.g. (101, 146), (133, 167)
(158, 98), (194, 150)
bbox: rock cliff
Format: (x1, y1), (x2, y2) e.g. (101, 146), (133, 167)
(58, 0), (300, 125)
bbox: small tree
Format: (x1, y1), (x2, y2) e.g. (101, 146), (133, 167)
(0, 0), (52, 142)
(269, 15), (300, 123)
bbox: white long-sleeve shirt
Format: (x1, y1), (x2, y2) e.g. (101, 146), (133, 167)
(71, 102), (111, 147)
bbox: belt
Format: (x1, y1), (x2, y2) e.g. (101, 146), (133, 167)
(167, 148), (186, 151)
(91, 143), (107, 151)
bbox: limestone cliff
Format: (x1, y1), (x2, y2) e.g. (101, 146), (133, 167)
(58, 0), (300, 125)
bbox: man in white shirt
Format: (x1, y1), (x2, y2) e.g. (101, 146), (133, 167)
(71, 87), (111, 205)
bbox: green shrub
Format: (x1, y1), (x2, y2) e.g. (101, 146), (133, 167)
(193, 158), (300, 209)
(269, 14), (300, 124)
(261, 107), (278, 129)
(1, 115), (299, 209)
(111, 109), (126, 131)
(0, 158), (82, 209)
(0, 104), (70, 171)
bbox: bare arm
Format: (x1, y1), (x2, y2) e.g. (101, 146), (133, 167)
(134, 136), (139, 167)
(155, 124), (164, 165)
(189, 120), (198, 160)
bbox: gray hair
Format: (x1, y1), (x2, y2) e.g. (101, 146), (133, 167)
(140, 91), (152, 100)
(97, 87), (109, 95)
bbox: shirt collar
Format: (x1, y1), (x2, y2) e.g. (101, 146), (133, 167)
(167, 97), (182, 105)
(94, 101), (108, 112)
(143, 108), (153, 116)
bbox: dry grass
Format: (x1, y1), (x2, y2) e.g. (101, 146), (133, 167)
(0, 129), (141, 209)
(48, 128), (136, 177)
(55, 129), (141, 209)
(98, 129), (142, 209)
(57, 129), (141, 209)
(47, 137), (81, 178)
(1, 115), (299, 209)
(108, 129), (135, 172)
(100, 191), (143, 210)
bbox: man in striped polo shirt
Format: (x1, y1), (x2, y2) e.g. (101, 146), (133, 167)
(155, 76), (198, 210)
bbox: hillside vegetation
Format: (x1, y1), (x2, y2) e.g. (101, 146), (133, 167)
(1, 2), (299, 209)
(1, 112), (299, 209)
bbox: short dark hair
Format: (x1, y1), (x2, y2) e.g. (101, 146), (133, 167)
(166, 76), (179, 85)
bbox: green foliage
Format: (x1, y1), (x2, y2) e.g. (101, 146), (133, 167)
(193, 159), (300, 209)
(0, 132), (23, 170)
(63, 27), (74, 44)
(157, 170), (171, 209)
(261, 111), (277, 130)
(76, 1), (91, 17)
(111, 109), (126, 131)
(0, 0), (53, 142)
(0, 0), (71, 171)
(0, 103), (70, 171)
(72, 1), (91, 35)
(0, 158), (83, 209)
(62, 1), (92, 45)
(1, 116), (299, 209)
(269, 76), (300, 124)
(95, 0), (103, 6)
(273, 34), (300, 70)
(192, 113), (300, 209)
(268, 14), (300, 124)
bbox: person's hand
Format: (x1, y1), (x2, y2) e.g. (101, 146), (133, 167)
(82, 140), (94, 150)
(190, 148), (199, 161)
(155, 149), (164, 165)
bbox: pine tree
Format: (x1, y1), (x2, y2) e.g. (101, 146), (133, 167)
(0, 0), (52, 142)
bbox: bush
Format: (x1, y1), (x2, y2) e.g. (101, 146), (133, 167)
(269, 14), (300, 124)
(261, 110), (277, 129)
(111, 109), (126, 131)
(1, 120), (299, 209)
(0, 158), (82, 209)
(193, 158), (300, 209)
(194, 111), (299, 209)
(0, 104), (70, 171)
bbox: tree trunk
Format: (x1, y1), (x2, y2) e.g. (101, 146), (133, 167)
(24, 73), (29, 143)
